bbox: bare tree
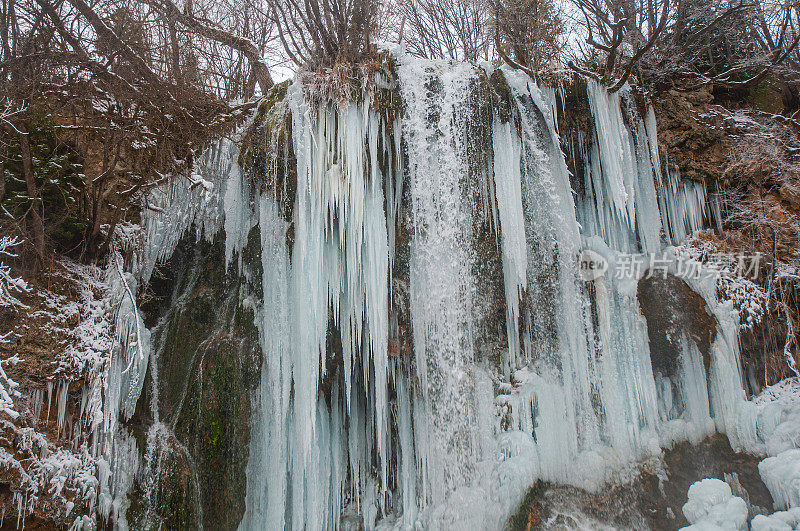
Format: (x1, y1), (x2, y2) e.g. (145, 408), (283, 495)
(133, 0), (274, 95)
(568, 0), (800, 97)
(568, 0), (670, 91)
(492, 0), (565, 75)
(650, 0), (799, 90)
(0, 0), (276, 261)
(265, 0), (379, 70)
(397, 0), (491, 62)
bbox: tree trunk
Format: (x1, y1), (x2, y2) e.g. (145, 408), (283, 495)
(19, 123), (47, 263)
(168, 20), (181, 85)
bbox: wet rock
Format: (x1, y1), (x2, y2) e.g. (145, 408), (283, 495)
(129, 230), (262, 530)
(637, 273), (717, 379)
(508, 434), (772, 530)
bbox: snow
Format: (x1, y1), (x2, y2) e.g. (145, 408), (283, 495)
(52, 262), (114, 397)
(681, 478), (748, 530)
(0, 414), (101, 526)
(0, 236), (29, 309)
(751, 508), (800, 530)
(0, 252), (124, 525)
(759, 449), (800, 510)
(681, 474), (800, 531)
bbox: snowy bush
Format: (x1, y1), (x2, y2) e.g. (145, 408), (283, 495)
(677, 241), (768, 331)
(0, 354), (22, 419)
(0, 236), (29, 310)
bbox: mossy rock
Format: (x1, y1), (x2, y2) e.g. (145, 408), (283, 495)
(489, 69), (516, 124)
(131, 231), (263, 530)
(127, 439), (203, 529)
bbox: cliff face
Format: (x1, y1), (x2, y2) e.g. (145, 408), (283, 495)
(654, 87), (730, 182)
(654, 84), (800, 231)
(0, 259), (111, 528)
(125, 231), (263, 530)
(2, 69), (799, 529)
(652, 83), (800, 387)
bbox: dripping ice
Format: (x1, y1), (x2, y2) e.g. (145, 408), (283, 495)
(98, 52), (799, 530)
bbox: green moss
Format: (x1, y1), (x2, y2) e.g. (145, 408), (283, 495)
(239, 80), (297, 224)
(746, 79), (783, 114)
(489, 69), (515, 124)
(129, 232), (262, 530)
(238, 80), (291, 169)
(125, 443), (202, 529)
(240, 225), (264, 298)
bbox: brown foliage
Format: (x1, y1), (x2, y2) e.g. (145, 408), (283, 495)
(0, 0), (272, 265)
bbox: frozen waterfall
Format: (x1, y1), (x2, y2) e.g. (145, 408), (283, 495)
(112, 55), (782, 530)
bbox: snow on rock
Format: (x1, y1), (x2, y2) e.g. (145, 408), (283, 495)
(681, 478), (748, 530)
(752, 378), (800, 456)
(759, 449), (800, 510)
(751, 507), (800, 531)
(0, 254), (118, 526)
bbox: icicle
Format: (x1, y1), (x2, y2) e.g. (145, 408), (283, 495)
(240, 194), (292, 530)
(134, 138), (229, 284)
(492, 118), (528, 373)
(209, 58), (775, 530)
(586, 80), (638, 228)
(223, 147), (254, 269)
(656, 166), (716, 245)
(242, 79), (395, 530)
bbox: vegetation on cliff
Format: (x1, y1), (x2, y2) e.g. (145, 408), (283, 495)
(1, 0), (800, 527)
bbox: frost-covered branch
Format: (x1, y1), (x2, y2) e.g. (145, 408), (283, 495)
(0, 354), (22, 419)
(0, 236), (29, 310)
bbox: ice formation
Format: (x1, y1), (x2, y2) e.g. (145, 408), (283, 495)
(759, 449), (800, 510)
(657, 167), (721, 246)
(75, 52), (799, 529)
(681, 478), (748, 530)
(681, 474), (800, 531)
(751, 507), (800, 530)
